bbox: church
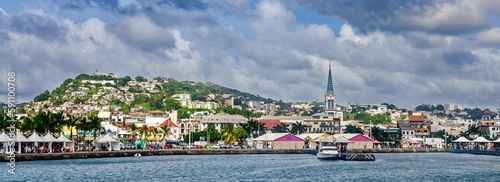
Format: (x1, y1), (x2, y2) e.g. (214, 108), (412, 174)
(303, 63), (342, 134)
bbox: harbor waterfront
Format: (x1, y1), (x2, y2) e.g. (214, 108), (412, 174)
(1, 148), (447, 162)
(2, 153), (499, 181)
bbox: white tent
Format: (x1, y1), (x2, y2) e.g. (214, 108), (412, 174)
(0, 132), (10, 142)
(0, 132), (11, 153)
(56, 135), (74, 152)
(15, 131), (32, 153)
(96, 134), (120, 151)
(42, 132), (59, 153)
(452, 137), (470, 143)
(472, 137), (490, 143)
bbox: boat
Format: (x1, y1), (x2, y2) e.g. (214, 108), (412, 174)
(134, 153), (141, 157)
(316, 146), (340, 160)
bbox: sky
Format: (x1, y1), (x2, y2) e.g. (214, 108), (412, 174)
(1, 0), (500, 110)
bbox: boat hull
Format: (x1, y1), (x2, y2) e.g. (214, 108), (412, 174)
(317, 152), (339, 160)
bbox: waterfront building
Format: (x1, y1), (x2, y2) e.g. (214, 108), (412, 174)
(252, 133), (304, 149)
(407, 115), (430, 138)
(332, 133), (375, 149)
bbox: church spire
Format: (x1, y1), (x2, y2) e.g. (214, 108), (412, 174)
(326, 62), (334, 93)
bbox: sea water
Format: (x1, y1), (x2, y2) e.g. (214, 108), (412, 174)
(1, 153), (499, 181)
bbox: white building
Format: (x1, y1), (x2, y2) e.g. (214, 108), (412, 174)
(189, 101), (218, 110)
(200, 114), (248, 131)
(172, 94), (192, 107)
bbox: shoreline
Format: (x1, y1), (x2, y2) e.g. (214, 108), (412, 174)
(2, 148), (446, 162)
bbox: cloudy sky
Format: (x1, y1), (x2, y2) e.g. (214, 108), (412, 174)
(1, 0), (500, 110)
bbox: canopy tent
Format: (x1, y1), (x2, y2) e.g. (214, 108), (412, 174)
(56, 135), (74, 152)
(0, 132), (10, 142)
(42, 132), (60, 153)
(452, 137), (471, 143)
(96, 134), (120, 151)
(410, 140), (421, 144)
(373, 140), (382, 144)
(472, 137), (490, 143)
(0, 132), (11, 153)
(15, 131), (32, 153)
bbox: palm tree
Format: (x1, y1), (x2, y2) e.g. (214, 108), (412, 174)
(160, 125), (171, 141)
(272, 123), (289, 133)
(50, 112), (65, 135)
(343, 124), (364, 134)
(241, 119), (265, 138)
(291, 121), (306, 135)
(65, 114), (78, 139)
(140, 124), (149, 140)
(220, 125), (237, 145)
(467, 124), (480, 137)
(129, 123), (138, 140)
(371, 126), (382, 140)
(88, 115), (103, 149)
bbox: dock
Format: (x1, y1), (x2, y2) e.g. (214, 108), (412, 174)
(340, 153), (376, 161)
(307, 150), (376, 161)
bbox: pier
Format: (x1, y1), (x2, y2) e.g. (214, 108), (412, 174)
(340, 153), (376, 161)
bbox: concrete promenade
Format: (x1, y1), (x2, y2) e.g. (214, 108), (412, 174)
(1, 149), (309, 162)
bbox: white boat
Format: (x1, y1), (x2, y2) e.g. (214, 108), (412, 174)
(316, 146), (339, 160)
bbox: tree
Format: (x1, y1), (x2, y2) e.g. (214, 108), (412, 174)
(220, 125), (237, 145)
(160, 125), (171, 141)
(291, 121), (306, 135)
(88, 115), (104, 149)
(343, 124), (364, 134)
(34, 90), (51, 102)
(415, 104), (431, 111)
(129, 123), (138, 140)
(371, 126), (382, 140)
(135, 76), (147, 82)
(436, 104), (445, 111)
(272, 123), (289, 133)
(234, 127), (248, 145)
(241, 120), (265, 138)
(140, 124), (149, 140)
(164, 97), (181, 111)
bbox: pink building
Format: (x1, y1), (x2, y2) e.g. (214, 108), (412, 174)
(253, 133), (304, 149)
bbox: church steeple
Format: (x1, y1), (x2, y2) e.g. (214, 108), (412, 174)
(324, 62), (336, 114)
(326, 63), (334, 93)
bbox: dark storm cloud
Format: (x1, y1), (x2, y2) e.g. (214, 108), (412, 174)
(300, 0), (497, 35)
(442, 51), (479, 68)
(9, 13), (68, 41)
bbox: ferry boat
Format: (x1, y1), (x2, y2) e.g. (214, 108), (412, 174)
(317, 146), (340, 160)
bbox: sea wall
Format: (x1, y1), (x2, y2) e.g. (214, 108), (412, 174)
(1, 149), (309, 162)
(347, 148), (445, 153)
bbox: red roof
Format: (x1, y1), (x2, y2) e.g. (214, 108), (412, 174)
(408, 115), (424, 121)
(348, 134), (374, 142)
(259, 119), (281, 130)
(148, 126), (155, 131)
(159, 119), (177, 128)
